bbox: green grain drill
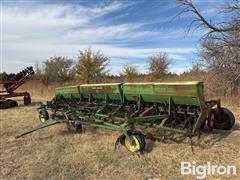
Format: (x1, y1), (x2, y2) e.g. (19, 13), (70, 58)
(16, 82), (235, 153)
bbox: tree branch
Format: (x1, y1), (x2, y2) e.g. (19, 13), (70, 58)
(177, 0), (240, 33)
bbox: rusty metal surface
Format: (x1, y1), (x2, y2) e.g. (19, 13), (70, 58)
(0, 67), (34, 109)
(2, 67), (34, 93)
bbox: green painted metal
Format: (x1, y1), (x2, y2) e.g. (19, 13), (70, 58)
(123, 82), (204, 108)
(55, 85), (81, 99)
(15, 119), (62, 138)
(79, 83), (123, 103)
(52, 82), (206, 136)
(55, 82), (204, 107)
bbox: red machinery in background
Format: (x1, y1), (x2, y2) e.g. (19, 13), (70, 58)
(0, 67), (34, 109)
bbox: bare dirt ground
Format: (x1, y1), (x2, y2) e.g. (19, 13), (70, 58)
(0, 98), (240, 180)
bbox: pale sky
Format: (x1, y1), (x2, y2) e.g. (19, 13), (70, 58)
(1, 0), (229, 75)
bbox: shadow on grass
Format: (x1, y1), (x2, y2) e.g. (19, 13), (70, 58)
(143, 123), (239, 153)
(16, 101), (43, 108)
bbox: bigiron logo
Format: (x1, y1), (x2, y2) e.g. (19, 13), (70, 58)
(180, 161), (237, 179)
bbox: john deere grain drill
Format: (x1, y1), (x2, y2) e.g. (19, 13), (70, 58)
(16, 82), (235, 153)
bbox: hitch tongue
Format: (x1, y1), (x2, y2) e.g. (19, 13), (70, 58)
(15, 120), (60, 138)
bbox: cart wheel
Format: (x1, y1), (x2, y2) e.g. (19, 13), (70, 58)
(39, 109), (49, 123)
(213, 108), (235, 130)
(24, 95), (31, 105)
(67, 114), (82, 133)
(124, 134), (145, 153)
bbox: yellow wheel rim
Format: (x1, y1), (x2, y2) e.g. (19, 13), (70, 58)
(39, 114), (45, 123)
(125, 135), (141, 152)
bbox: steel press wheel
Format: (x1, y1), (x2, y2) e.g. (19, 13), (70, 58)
(67, 114), (82, 133)
(39, 109), (49, 123)
(124, 134), (145, 153)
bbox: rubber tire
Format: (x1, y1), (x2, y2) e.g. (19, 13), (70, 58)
(137, 134), (146, 152)
(24, 95), (31, 105)
(124, 134), (145, 153)
(1, 99), (18, 109)
(67, 114), (82, 133)
(0, 101), (4, 109)
(213, 108), (235, 130)
(122, 131), (146, 153)
(7, 99), (18, 108)
(39, 109), (49, 123)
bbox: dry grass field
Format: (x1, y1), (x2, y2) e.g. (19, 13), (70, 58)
(1, 96), (240, 179)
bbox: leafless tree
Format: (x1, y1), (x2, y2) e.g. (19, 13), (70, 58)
(148, 52), (170, 79)
(177, 0), (240, 98)
(177, 0), (240, 35)
(75, 48), (110, 83)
